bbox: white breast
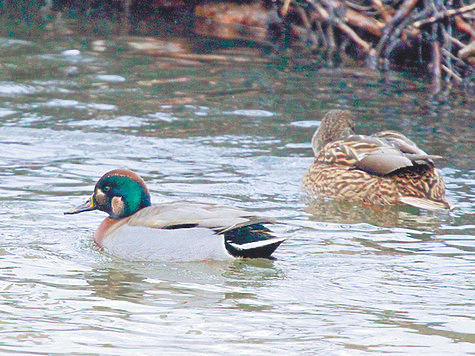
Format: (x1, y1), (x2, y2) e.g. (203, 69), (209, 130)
(101, 225), (233, 262)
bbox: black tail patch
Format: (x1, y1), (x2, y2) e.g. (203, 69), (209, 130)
(223, 224), (284, 259)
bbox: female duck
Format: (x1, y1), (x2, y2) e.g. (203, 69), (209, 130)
(66, 169), (285, 261)
(302, 110), (452, 210)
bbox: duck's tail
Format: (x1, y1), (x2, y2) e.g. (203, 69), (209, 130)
(399, 196), (454, 211)
(222, 223), (285, 258)
(225, 236), (286, 259)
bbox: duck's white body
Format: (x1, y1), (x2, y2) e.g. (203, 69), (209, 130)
(100, 224), (232, 261)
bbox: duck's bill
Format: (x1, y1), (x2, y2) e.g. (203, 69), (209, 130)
(64, 196), (96, 215)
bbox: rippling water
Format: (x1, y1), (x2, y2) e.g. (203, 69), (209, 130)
(0, 26), (474, 354)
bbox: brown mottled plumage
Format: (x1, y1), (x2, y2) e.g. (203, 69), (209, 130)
(302, 110), (453, 210)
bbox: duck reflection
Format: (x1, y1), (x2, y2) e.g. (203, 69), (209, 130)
(84, 258), (285, 310)
(304, 197), (447, 231)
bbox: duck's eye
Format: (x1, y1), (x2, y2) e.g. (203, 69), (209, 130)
(103, 185), (111, 193)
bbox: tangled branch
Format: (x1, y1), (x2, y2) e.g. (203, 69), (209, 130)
(277, 0), (474, 92)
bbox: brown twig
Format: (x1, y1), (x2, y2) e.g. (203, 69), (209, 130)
(375, 0), (419, 59)
(442, 64), (463, 82)
(432, 38), (442, 94)
(458, 41), (475, 63)
(444, 33), (465, 49)
(441, 47), (467, 66)
(315, 20), (328, 51)
(387, 0), (419, 26)
(281, 0), (292, 17)
(327, 17), (336, 62)
(297, 7), (319, 45)
(371, 0), (392, 23)
(455, 16), (475, 37)
(345, 8), (383, 37)
(413, 3), (475, 28)
(313, 3), (374, 54)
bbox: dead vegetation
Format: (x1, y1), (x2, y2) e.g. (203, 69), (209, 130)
(275, 0), (474, 92)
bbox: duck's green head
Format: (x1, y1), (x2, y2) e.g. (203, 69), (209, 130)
(311, 110), (356, 155)
(65, 169), (152, 219)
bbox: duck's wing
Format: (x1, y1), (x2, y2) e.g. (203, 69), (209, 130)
(127, 201), (274, 229)
(317, 133), (441, 176)
(128, 202), (285, 258)
(373, 130), (442, 165)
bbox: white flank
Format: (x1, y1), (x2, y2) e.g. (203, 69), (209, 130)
(228, 237), (286, 251)
(101, 225), (233, 262)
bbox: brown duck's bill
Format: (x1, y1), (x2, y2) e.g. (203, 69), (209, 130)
(64, 196), (96, 215)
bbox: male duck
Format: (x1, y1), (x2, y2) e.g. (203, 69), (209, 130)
(302, 110), (452, 210)
(65, 169), (285, 261)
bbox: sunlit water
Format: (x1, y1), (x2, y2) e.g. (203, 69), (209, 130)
(0, 26), (474, 355)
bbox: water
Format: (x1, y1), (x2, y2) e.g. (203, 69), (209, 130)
(0, 26), (474, 355)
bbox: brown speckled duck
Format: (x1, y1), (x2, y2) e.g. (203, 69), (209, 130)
(302, 110), (453, 210)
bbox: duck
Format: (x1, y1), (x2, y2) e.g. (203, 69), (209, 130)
(65, 169), (285, 262)
(302, 110), (453, 210)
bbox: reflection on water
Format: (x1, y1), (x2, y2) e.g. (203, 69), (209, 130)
(304, 197), (451, 231)
(0, 23), (474, 354)
(85, 259), (285, 313)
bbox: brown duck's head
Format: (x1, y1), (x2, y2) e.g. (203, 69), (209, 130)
(311, 110), (356, 155)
